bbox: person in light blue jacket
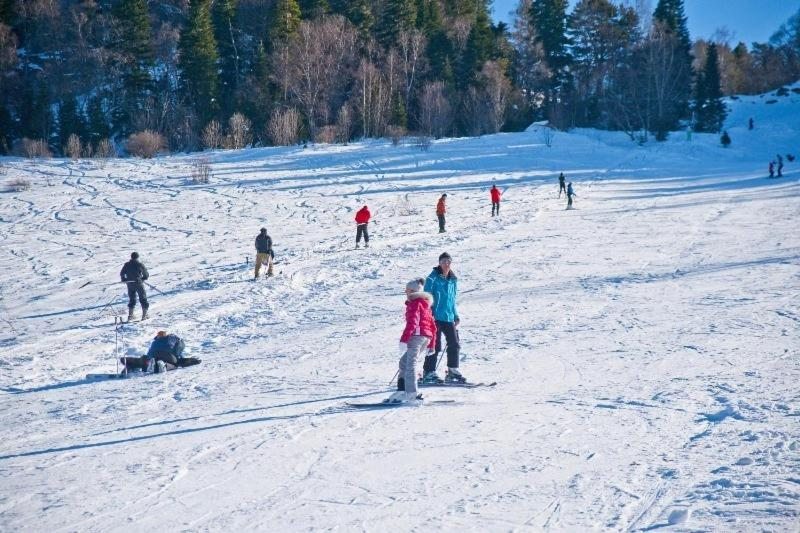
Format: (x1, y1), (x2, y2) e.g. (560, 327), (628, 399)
(421, 252), (465, 384)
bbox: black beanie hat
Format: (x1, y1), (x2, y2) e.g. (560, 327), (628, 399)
(131, 252), (139, 260)
(438, 252), (452, 262)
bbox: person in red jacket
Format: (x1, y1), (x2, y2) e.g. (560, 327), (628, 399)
(490, 184), (501, 216)
(436, 193), (447, 233)
(385, 278), (437, 403)
(354, 205), (370, 248)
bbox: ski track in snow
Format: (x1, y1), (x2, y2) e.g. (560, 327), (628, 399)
(1, 90), (799, 531)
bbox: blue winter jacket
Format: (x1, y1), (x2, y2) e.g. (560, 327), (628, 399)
(147, 334), (185, 359)
(424, 266), (459, 323)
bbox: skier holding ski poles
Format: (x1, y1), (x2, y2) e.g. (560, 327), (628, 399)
(120, 252), (149, 321)
(421, 252), (465, 384)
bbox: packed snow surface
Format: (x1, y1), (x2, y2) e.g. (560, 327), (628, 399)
(1, 89), (799, 531)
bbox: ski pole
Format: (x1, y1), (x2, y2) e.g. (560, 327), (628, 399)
(435, 339), (448, 371)
(388, 368), (399, 386)
(114, 316), (119, 375)
(144, 281), (165, 295)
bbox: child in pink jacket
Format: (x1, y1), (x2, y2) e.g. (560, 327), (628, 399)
(386, 279), (437, 403)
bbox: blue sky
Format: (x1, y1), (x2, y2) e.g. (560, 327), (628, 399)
(490, 0), (799, 46)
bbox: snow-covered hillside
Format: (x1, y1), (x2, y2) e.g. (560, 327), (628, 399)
(1, 89), (798, 531)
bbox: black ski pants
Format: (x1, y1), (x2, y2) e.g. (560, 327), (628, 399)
(491, 202), (500, 216)
(559, 182), (566, 197)
(437, 214), (446, 232)
(127, 282), (148, 311)
(356, 223), (369, 244)
(423, 320), (460, 372)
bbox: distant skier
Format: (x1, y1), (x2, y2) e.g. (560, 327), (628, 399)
(120, 251), (149, 321)
(436, 193), (447, 233)
(777, 154), (784, 177)
(422, 252), (464, 384)
(254, 227), (274, 279)
(385, 279), (437, 404)
(769, 161), (775, 178)
(558, 172), (566, 197)
(567, 182), (576, 209)
(748, 117), (754, 130)
(490, 184), (501, 216)
(354, 205), (370, 249)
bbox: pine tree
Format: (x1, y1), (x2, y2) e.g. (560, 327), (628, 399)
(86, 96), (110, 145)
(344, 0), (373, 39)
(0, 0), (14, 26)
(299, 0), (329, 20)
(379, 0), (416, 46)
(390, 93), (407, 128)
(651, 0), (692, 136)
(459, 6), (493, 88)
(269, 0), (302, 46)
(59, 96), (86, 149)
(529, 0), (571, 111)
(694, 43), (726, 132)
(212, 0), (239, 118)
(113, 0), (154, 99)
(179, 0), (220, 125)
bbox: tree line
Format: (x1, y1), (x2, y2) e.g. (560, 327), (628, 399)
(0, 0), (798, 156)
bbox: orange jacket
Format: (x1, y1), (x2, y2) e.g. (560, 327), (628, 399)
(436, 197), (446, 215)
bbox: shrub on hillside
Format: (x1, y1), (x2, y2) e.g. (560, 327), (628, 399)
(13, 138), (52, 159)
(7, 177), (31, 191)
(720, 131), (731, 147)
(386, 125), (406, 146)
(223, 113), (252, 150)
(65, 134), (83, 160)
(267, 108), (301, 146)
(202, 120), (222, 150)
(126, 130), (166, 158)
(314, 125), (338, 144)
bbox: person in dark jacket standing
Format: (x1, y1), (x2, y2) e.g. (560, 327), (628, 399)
(436, 193), (447, 233)
(120, 252), (149, 321)
(254, 227), (274, 279)
(421, 252), (464, 384)
(354, 205), (370, 248)
(558, 172), (566, 197)
(490, 185), (501, 216)
(777, 154), (784, 177)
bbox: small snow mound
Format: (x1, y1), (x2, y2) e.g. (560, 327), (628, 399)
(667, 507), (691, 525)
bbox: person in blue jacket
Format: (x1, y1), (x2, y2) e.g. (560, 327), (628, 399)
(421, 252), (465, 384)
(121, 331), (201, 373)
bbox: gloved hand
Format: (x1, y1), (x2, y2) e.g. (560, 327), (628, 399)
(399, 342), (407, 355)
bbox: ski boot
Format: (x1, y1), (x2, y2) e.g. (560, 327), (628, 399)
(445, 368), (467, 384)
(419, 371), (444, 385)
(383, 391), (407, 404)
(127, 309), (135, 322)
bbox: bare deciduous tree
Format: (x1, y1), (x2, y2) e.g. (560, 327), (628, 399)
(417, 81), (452, 138)
(224, 113), (252, 150)
(267, 107), (301, 146)
(480, 61), (512, 133)
(65, 134), (82, 159)
(274, 16), (358, 136)
(398, 29), (426, 112)
(202, 120), (222, 150)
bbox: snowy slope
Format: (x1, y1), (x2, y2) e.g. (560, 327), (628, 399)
(0, 90), (798, 531)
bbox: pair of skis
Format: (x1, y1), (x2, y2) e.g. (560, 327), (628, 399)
(347, 381), (496, 408)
